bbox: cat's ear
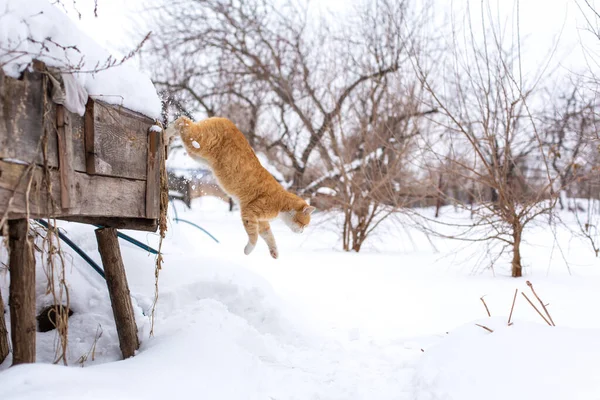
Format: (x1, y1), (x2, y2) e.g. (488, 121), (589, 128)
(302, 205), (316, 215)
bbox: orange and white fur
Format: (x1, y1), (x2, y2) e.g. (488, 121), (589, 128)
(165, 116), (315, 259)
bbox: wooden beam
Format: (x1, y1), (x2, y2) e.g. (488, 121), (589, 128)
(61, 216), (158, 232)
(0, 288), (9, 365)
(8, 219), (36, 365)
(95, 228), (140, 359)
(0, 160), (147, 220)
(84, 100), (151, 180)
(56, 104), (75, 210)
(146, 129), (160, 219)
(84, 99), (97, 175)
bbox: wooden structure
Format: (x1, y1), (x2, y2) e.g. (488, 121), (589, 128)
(0, 62), (165, 365)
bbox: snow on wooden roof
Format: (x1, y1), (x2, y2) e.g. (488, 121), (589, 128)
(0, 0), (161, 119)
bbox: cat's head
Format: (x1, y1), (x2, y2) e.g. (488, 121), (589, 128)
(283, 204), (316, 233)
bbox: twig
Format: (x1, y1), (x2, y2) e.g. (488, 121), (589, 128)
(526, 281), (555, 326)
(507, 288), (518, 326)
(480, 295), (491, 317)
(475, 323), (494, 333)
(521, 292), (552, 326)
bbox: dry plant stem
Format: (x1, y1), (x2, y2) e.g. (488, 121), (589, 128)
(40, 74), (70, 364)
(150, 130), (168, 337)
(521, 292), (552, 326)
(78, 324), (103, 367)
(475, 323), (494, 333)
(507, 288), (518, 326)
(480, 296), (491, 317)
(526, 281), (555, 326)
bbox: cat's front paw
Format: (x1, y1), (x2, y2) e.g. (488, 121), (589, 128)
(269, 247), (279, 259)
(244, 242), (256, 255)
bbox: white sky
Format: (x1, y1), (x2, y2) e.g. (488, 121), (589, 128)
(62, 0), (598, 82)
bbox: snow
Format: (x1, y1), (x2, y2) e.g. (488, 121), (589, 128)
(0, 0), (161, 118)
(149, 124), (162, 133)
(414, 318), (600, 400)
(1, 201), (599, 399)
(316, 186), (337, 196)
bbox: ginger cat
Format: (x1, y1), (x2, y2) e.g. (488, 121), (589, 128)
(165, 116), (315, 259)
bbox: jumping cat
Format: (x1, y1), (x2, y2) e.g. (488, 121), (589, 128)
(165, 116), (315, 259)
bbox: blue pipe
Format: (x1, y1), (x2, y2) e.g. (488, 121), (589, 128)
(170, 199), (219, 244)
(35, 219), (106, 279)
(171, 198), (179, 220)
(173, 217), (220, 243)
(93, 225), (158, 255)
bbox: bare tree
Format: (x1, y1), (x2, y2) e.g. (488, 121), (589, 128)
(304, 77), (435, 252)
(146, 0), (437, 251)
(147, 0), (422, 189)
(541, 83), (600, 207)
(411, 2), (559, 277)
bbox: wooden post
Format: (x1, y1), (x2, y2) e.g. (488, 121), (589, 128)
(56, 104), (75, 210)
(8, 219), (36, 365)
(0, 289), (9, 364)
(95, 227), (140, 359)
(145, 129), (160, 219)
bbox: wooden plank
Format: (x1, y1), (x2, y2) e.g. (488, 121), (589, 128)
(56, 105), (75, 209)
(9, 219), (36, 365)
(0, 288), (9, 365)
(1, 69), (152, 179)
(0, 160), (146, 220)
(146, 130), (160, 218)
(95, 228), (140, 359)
(0, 68), (86, 173)
(85, 100), (152, 180)
(84, 99), (96, 175)
(0, 66), (51, 165)
(61, 216), (158, 232)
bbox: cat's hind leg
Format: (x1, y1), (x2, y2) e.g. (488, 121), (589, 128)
(241, 211), (259, 255)
(259, 221), (278, 259)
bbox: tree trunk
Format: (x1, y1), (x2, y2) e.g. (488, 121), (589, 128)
(435, 173), (444, 218)
(8, 219), (36, 365)
(351, 237), (363, 252)
(291, 169), (305, 192)
(95, 228), (140, 359)
(511, 224), (523, 277)
(490, 187), (498, 205)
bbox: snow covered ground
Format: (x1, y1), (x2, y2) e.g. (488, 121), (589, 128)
(1, 197), (599, 399)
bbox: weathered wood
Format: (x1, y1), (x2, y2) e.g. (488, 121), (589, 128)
(84, 99), (96, 175)
(0, 160), (146, 220)
(61, 216), (158, 232)
(56, 104), (75, 209)
(0, 288), (9, 365)
(95, 228), (140, 359)
(0, 66), (45, 165)
(8, 219), (36, 365)
(85, 100), (151, 180)
(146, 130), (160, 218)
(0, 64), (162, 231)
(0, 67), (86, 173)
